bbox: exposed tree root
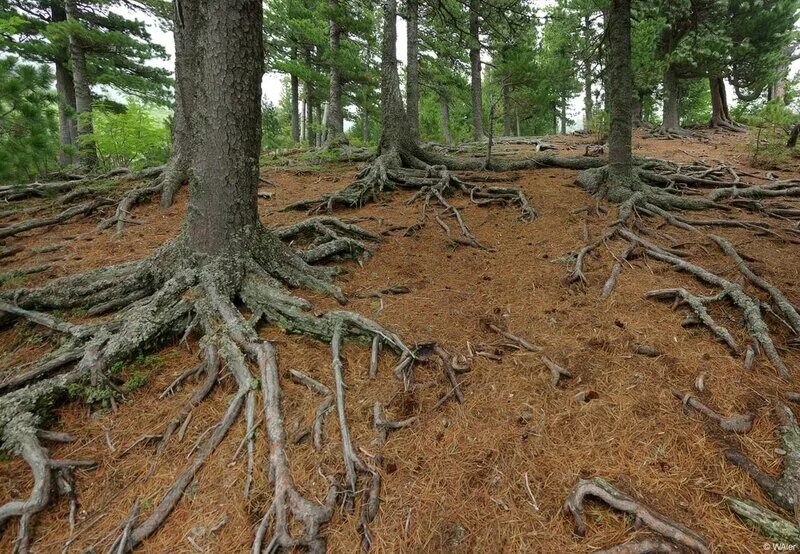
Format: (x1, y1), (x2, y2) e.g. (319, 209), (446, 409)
(671, 388), (754, 433)
(725, 400), (800, 514)
(0, 198), (113, 240)
(0, 217), (432, 551)
(724, 496), (800, 545)
(563, 477), (710, 554)
(598, 537), (681, 554)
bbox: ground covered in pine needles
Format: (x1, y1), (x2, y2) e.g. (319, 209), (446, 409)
(2, 130), (799, 552)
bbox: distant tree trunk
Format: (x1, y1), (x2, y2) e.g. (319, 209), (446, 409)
(551, 101), (558, 134)
(582, 15), (593, 130)
(324, 0), (343, 145)
(769, 82), (787, 104)
(290, 52), (300, 143)
(607, 0), (633, 180)
(502, 80), (513, 136)
(468, 0), (484, 140)
(787, 123), (800, 148)
(316, 104), (323, 147)
(64, 0), (96, 169)
(560, 98), (567, 134)
(709, 76), (742, 131)
(178, 0), (263, 255)
(54, 62), (77, 167)
(51, 2), (77, 167)
(305, 85), (314, 146)
(516, 113), (521, 136)
(439, 97), (453, 144)
(406, 0), (420, 141)
(661, 66), (680, 130)
(632, 94), (644, 127)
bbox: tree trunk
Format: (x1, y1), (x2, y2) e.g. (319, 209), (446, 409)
(607, 0), (633, 180)
(324, 0), (343, 145)
(787, 124), (800, 148)
(662, 66), (680, 130)
(51, 2), (77, 167)
(64, 0), (96, 169)
(406, 0), (420, 141)
(516, 113), (521, 136)
(378, 0), (415, 154)
(305, 84), (314, 147)
(468, 0), (484, 141)
(439, 97), (453, 145)
(632, 94), (644, 127)
(291, 51), (300, 143)
(54, 62), (77, 167)
(502, 80), (513, 136)
(709, 76), (740, 130)
(180, 0), (262, 256)
(583, 15), (593, 130)
(560, 98), (567, 134)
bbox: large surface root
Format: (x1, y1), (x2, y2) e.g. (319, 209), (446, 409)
(563, 477), (710, 553)
(0, 220), (435, 551)
(284, 148), (537, 250)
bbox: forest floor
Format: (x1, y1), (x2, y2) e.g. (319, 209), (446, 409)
(2, 129), (799, 553)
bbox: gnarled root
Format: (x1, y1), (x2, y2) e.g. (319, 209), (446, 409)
(563, 477), (710, 554)
(284, 148), (537, 250)
(0, 218), (423, 551)
(724, 496), (800, 546)
(725, 400), (800, 514)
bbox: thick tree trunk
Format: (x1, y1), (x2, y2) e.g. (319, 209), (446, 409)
(662, 67), (680, 130)
(468, 0), (484, 141)
(607, 0), (633, 180)
(64, 0), (96, 169)
(583, 16), (593, 130)
(439, 97), (453, 145)
(324, 0), (343, 145)
(54, 62), (77, 167)
(181, 0), (263, 256)
(406, 0), (420, 141)
(502, 80), (513, 136)
(290, 51), (300, 143)
(378, 0), (415, 154)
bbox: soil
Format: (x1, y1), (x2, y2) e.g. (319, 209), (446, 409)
(2, 129), (799, 552)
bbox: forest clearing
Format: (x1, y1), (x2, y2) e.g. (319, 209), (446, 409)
(3, 0), (800, 552)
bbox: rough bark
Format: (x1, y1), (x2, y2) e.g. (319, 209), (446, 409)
(468, 0), (484, 141)
(606, 0), (633, 181)
(324, 0), (344, 145)
(64, 0), (96, 169)
(632, 94), (644, 127)
(181, 0), (262, 256)
(661, 67), (680, 131)
(406, 0), (420, 141)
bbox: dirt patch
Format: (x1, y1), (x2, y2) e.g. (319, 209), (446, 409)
(1, 130), (798, 552)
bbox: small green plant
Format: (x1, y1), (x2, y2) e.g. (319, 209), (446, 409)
(748, 101), (798, 168)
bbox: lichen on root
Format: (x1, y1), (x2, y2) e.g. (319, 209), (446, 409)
(0, 218), (426, 552)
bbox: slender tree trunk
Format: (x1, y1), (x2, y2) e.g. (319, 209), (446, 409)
(560, 98), (567, 134)
(439, 97), (453, 145)
(468, 0), (484, 140)
(632, 94), (644, 127)
(583, 16), (593, 130)
(291, 50), (300, 143)
(406, 0), (420, 141)
(324, 0), (343, 145)
(54, 62), (77, 167)
(180, 0), (262, 255)
(516, 113), (521, 136)
(305, 85), (314, 147)
(64, 0), (96, 169)
(316, 104), (323, 148)
(607, 0), (633, 180)
(661, 66), (680, 130)
(502, 80), (513, 136)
